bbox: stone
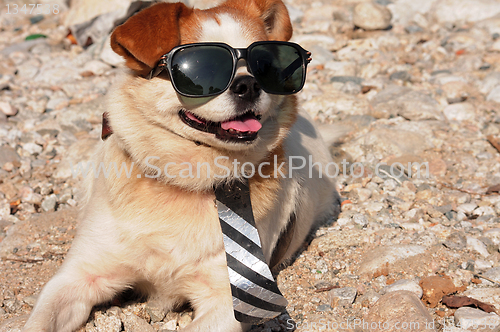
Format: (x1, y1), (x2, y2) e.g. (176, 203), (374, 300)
(360, 63), (382, 79)
(482, 267), (500, 286)
(341, 81), (362, 95)
(464, 288), (500, 311)
(145, 301), (166, 323)
(327, 287), (357, 307)
(457, 203), (478, 214)
(307, 45), (334, 65)
(479, 73), (500, 95)
(389, 71), (411, 82)
(161, 320), (177, 331)
(57, 131), (78, 146)
(22, 295), (37, 307)
(46, 97), (69, 112)
(386, 0), (436, 27)
(454, 307), (500, 330)
(420, 275), (460, 307)
(41, 194), (58, 212)
(83, 60), (112, 76)
(355, 188), (372, 202)
(3, 297), (22, 313)
(443, 232), (467, 251)
(362, 129), (431, 156)
(475, 259), (494, 270)
(325, 62), (357, 76)
(94, 311), (122, 332)
(0, 199), (10, 219)
(301, 89), (369, 120)
(0, 102), (17, 116)
(120, 312), (155, 332)
(441, 81), (469, 104)
(487, 85), (500, 103)
(473, 206), (496, 217)
(353, 2), (392, 31)
(34, 64), (81, 85)
(443, 103), (476, 122)
(0, 39), (47, 55)
(369, 86), (443, 121)
(364, 291), (437, 331)
(177, 313), (192, 329)
(356, 289), (381, 307)
(433, 0), (500, 24)
(358, 245), (426, 274)
(317, 304), (333, 311)
(484, 228), (500, 245)
(467, 237), (490, 258)
(22, 142), (43, 156)
(0, 145), (21, 168)
(383, 279), (423, 298)
(294, 34), (337, 52)
(352, 213), (369, 227)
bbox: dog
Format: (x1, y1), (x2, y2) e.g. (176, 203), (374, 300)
(23, 0), (340, 331)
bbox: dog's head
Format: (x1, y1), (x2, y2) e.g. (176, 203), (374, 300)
(106, 0), (303, 189)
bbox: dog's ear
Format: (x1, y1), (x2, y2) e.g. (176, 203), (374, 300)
(223, 0), (292, 41)
(110, 2), (192, 76)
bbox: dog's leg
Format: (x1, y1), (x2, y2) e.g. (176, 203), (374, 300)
(179, 254), (245, 332)
(23, 255), (134, 332)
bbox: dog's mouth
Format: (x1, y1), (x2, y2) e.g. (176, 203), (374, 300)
(179, 110), (262, 143)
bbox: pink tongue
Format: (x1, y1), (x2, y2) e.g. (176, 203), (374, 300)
(221, 117), (262, 132)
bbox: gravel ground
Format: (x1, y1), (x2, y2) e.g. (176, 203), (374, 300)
(3, 0), (500, 331)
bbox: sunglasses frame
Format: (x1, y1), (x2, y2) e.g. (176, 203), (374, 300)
(147, 41), (312, 98)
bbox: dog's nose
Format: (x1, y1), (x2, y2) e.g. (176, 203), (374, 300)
(230, 75), (261, 101)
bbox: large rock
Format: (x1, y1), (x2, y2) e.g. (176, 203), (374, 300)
(369, 86), (443, 121)
(363, 129), (431, 156)
(358, 245), (427, 275)
(364, 291), (437, 331)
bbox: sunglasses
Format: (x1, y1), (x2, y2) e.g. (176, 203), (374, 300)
(147, 41), (312, 98)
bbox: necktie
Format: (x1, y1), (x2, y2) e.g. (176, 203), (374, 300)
(215, 179), (288, 324)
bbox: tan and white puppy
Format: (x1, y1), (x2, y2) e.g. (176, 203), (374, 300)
(23, 1), (340, 331)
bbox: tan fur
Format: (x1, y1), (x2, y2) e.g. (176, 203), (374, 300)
(23, 1), (339, 331)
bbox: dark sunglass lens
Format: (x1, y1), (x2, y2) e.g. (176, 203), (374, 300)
(249, 44), (305, 94)
(171, 46), (233, 96)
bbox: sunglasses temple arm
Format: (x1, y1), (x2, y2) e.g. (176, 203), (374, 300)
(147, 55), (169, 80)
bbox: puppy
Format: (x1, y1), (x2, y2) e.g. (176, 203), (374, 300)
(23, 0), (340, 331)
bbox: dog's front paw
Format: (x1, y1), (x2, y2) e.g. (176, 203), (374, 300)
(179, 312), (245, 332)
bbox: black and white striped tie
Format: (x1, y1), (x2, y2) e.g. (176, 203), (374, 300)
(215, 180), (288, 324)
